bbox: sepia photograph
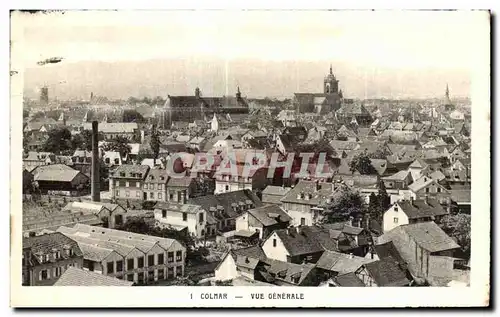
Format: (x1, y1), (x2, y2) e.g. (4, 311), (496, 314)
(9, 9), (490, 308)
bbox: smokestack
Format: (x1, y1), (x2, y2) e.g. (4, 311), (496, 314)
(91, 121), (100, 202)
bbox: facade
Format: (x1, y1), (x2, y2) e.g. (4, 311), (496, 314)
(235, 205), (292, 240)
(262, 228), (325, 264)
(82, 122), (139, 141)
(33, 168), (90, 195)
(22, 233), (84, 286)
(214, 166), (268, 194)
(293, 65), (343, 114)
(109, 165), (150, 201)
(154, 202), (216, 238)
(143, 168), (169, 202)
(57, 224), (186, 285)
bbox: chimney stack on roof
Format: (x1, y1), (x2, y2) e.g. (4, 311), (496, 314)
(410, 196), (414, 206)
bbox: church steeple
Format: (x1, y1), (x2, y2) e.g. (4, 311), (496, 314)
(236, 86), (241, 99)
(324, 64), (339, 94)
(330, 64), (333, 75)
(445, 84), (450, 99)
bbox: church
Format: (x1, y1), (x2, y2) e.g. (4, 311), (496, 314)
(293, 65), (343, 114)
(163, 87), (249, 127)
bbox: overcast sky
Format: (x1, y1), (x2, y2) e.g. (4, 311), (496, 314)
(13, 10), (489, 99)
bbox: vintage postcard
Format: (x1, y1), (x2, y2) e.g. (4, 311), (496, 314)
(10, 10), (490, 307)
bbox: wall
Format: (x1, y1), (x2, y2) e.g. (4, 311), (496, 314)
(262, 232), (290, 262)
(29, 256), (84, 286)
(383, 203), (409, 233)
(111, 179), (144, 200)
(215, 254), (238, 281)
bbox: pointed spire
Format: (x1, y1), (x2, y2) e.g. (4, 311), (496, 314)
(330, 64), (333, 75)
(445, 83), (450, 97)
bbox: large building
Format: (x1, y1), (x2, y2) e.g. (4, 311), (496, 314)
(163, 87), (249, 127)
(293, 65), (343, 115)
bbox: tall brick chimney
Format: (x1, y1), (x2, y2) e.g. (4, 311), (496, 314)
(91, 121), (100, 202)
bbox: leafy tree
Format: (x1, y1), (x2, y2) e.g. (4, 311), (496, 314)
(42, 127), (73, 154)
(349, 152), (377, 175)
(438, 213), (471, 258)
(377, 180), (391, 210)
(321, 186), (366, 223)
(23, 109), (30, 118)
(150, 125), (161, 166)
(367, 148), (390, 159)
(122, 109), (145, 123)
(71, 130), (94, 151)
(102, 136), (132, 158)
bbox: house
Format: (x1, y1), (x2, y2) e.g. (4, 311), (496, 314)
(82, 122), (139, 141)
(260, 258), (319, 286)
(450, 189), (471, 214)
(408, 176), (450, 201)
(383, 197), (449, 233)
(261, 185), (292, 206)
(329, 272), (365, 287)
(33, 168), (90, 196)
(63, 201), (127, 229)
(214, 163), (268, 194)
(321, 222), (373, 256)
(109, 165), (150, 200)
(214, 245), (267, 281)
(280, 180), (340, 227)
(153, 202), (216, 238)
(355, 256), (411, 286)
(143, 168), (169, 202)
(71, 150), (93, 175)
(336, 103), (373, 126)
(235, 205), (292, 240)
(262, 227), (325, 264)
(23, 151), (57, 172)
(23, 209), (102, 238)
(166, 176), (196, 203)
(377, 222), (461, 284)
(22, 233), (84, 286)
(188, 189), (263, 233)
(315, 250), (375, 280)
(57, 224), (187, 285)
(382, 170), (414, 190)
(102, 151), (124, 168)
(54, 267), (134, 286)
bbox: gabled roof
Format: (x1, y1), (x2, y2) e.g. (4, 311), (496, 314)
(34, 169), (85, 183)
(272, 228), (325, 256)
(398, 222), (460, 252)
(382, 170), (412, 181)
(363, 256), (410, 286)
(54, 267), (133, 286)
(396, 198), (449, 219)
(333, 272), (365, 287)
(23, 232), (83, 257)
(408, 176), (447, 193)
(409, 158), (429, 169)
(246, 205), (292, 227)
(316, 250), (375, 274)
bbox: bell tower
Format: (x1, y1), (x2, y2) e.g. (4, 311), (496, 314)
(324, 64), (339, 94)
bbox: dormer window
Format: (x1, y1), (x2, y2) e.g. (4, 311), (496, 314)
(150, 175), (154, 180)
(120, 172), (125, 177)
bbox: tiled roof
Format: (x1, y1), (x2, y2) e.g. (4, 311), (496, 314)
(363, 256), (410, 286)
(397, 199), (449, 220)
(316, 251), (375, 274)
(33, 168), (83, 182)
(273, 228), (325, 256)
(262, 258), (316, 285)
(333, 272), (365, 287)
(450, 189), (471, 204)
(188, 189), (262, 220)
(400, 222), (460, 252)
(373, 241), (406, 265)
(382, 170), (411, 181)
(280, 180), (337, 206)
(408, 176), (445, 193)
(23, 232), (83, 259)
(110, 164), (150, 179)
(144, 168), (169, 183)
(167, 176), (194, 188)
(83, 122), (138, 134)
(54, 267), (133, 286)
(262, 185), (291, 196)
(154, 202), (203, 214)
(247, 205), (292, 227)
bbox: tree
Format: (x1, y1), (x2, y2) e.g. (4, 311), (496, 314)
(438, 213), (471, 258)
(349, 152), (377, 175)
(23, 109), (29, 118)
(377, 180), (390, 210)
(102, 136), (132, 158)
(321, 186), (365, 223)
(367, 180), (391, 225)
(42, 127), (73, 154)
(367, 148), (390, 159)
(122, 109), (145, 123)
(150, 125), (161, 166)
(71, 130), (93, 151)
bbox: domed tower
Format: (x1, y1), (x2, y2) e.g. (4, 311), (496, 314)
(324, 64), (339, 94)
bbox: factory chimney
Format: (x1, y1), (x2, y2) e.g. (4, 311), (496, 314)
(91, 121), (101, 202)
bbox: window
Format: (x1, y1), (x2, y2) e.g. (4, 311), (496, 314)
(182, 213), (187, 221)
(55, 251), (61, 259)
(148, 270), (155, 282)
(158, 193), (162, 200)
(158, 253), (164, 265)
(126, 191), (130, 197)
(116, 260), (123, 272)
(127, 258), (134, 270)
(199, 213), (204, 223)
(162, 210), (167, 218)
(273, 239), (277, 247)
(127, 274), (134, 281)
(115, 158), (120, 165)
(176, 265), (183, 277)
(158, 184), (163, 190)
(136, 182), (140, 188)
(158, 269), (165, 280)
(175, 252), (182, 262)
(148, 255), (155, 266)
(144, 184), (148, 190)
(425, 188), (429, 193)
(136, 191), (140, 198)
(225, 185), (229, 191)
(150, 192), (154, 199)
(169, 193), (174, 201)
(394, 217), (399, 224)
(167, 267), (174, 279)
(394, 206), (398, 212)
(138, 257), (144, 268)
(115, 215), (123, 226)
(40, 269), (48, 280)
(437, 187), (442, 193)
(300, 218), (306, 226)
(201, 229), (205, 236)
(107, 261), (114, 274)
(167, 252), (174, 263)
(126, 181), (129, 187)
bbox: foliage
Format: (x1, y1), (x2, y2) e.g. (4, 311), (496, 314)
(437, 156), (451, 168)
(102, 136), (132, 158)
(349, 152), (377, 175)
(71, 130), (94, 151)
(368, 180), (391, 225)
(122, 109), (145, 123)
(150, 125), (161, 165)
(42, 127), (73, 154)
(23, 109), (30, 118)
(321, 186), (366, 223)
(367, 148), (391, 160)
(115, 218), (206, 264)
(438, 213), (471, 257)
